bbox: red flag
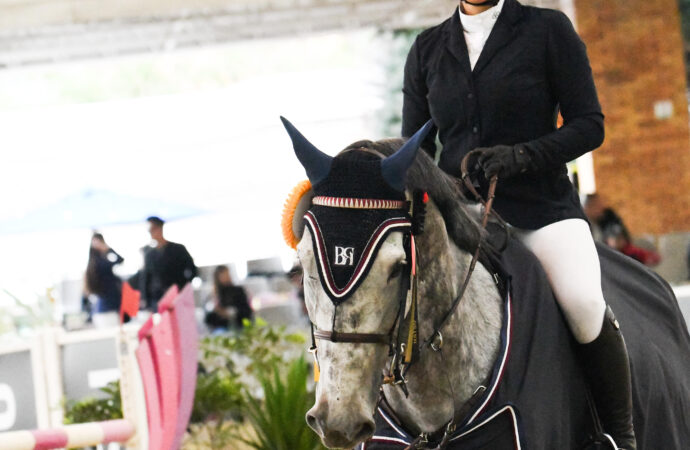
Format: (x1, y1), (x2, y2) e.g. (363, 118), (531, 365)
(120, 281), (141, 324)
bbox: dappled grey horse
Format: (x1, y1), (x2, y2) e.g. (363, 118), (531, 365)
(281, 118), (690, 450)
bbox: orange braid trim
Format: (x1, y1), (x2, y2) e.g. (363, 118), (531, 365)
(281, 180), (312, 249)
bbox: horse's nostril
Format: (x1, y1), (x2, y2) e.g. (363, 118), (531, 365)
(354, 420), (376, 442)
(306, 413), (320, 434)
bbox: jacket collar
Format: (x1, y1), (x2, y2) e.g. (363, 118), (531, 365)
(445, 0), (524, 76)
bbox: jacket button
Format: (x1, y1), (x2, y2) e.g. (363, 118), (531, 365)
(472, 126), (479, 133)
(467, 93), (474, 99)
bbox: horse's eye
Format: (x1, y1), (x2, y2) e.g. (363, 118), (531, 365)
(388, 261), (406, 282)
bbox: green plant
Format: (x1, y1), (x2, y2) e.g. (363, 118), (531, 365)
(199, 318), (306, 378)
(191, 369), (245, 424)
(238, 357), (325, 450)
(185, 320), (311, 448)
(63, 381), (123, 424)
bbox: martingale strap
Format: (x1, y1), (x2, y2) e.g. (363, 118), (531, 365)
(418, 175), (497, 358)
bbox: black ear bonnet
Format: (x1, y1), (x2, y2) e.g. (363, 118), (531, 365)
(281, 117), (432, 303)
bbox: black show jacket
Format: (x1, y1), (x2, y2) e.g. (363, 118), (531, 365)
(402, 0), (604, 229)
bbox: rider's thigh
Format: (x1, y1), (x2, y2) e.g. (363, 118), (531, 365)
(512, 218), (606, 343)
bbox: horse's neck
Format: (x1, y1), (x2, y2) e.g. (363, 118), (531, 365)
(383, 202), (504, 434)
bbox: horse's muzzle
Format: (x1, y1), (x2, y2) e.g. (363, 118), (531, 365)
(306, 403), (376, 449)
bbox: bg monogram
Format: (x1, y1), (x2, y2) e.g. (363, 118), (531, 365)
(334, 246), (355, 266)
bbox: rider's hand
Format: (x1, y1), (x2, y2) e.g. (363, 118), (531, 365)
(475, 145), (531, 179)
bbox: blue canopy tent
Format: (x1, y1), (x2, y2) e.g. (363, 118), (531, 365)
(0, 189), (205, 235)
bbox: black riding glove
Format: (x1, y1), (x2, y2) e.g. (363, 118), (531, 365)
(476, 145), (532, 179)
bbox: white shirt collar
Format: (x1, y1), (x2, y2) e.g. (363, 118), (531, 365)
(459, 0), (505, 33)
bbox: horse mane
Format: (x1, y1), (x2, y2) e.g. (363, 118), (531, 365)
(342, 138), (483, 253)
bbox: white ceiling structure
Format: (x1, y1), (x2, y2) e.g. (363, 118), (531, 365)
(0, 0), (577, 297)
(0, 0), (572, 68)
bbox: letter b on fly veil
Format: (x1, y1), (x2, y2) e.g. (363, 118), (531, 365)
(334, 247), (355, 266)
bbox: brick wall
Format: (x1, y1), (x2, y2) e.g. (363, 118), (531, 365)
(575, 0), (690, 235)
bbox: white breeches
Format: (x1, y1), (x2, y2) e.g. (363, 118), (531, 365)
(512, 218), (607, 344)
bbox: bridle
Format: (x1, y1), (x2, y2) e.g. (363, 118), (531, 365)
(305, 146), (422, 391)
(306, 149), (500, 448)
(307, 178), (418, 393)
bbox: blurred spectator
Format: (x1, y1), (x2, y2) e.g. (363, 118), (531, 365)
(204, 265), (253, 333)
(84, 232), (124, 328)
(130, 216), (197, 311)
(583, 193), (628, 242)
(584, 194), (660, 266)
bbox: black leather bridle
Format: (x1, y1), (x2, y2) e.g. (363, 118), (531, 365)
(307, 210), (415, 393)
(306, 149), (500, 449)
(306, 146), (422, 392)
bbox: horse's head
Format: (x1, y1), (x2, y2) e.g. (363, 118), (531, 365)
(282, 117), (432, 448)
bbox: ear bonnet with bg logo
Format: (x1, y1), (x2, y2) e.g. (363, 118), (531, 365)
(281, 117), (433, 304)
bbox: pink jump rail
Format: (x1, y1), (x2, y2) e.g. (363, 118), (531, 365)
(157, 284), (199, 450)
(0, 284), (198, 450)
(137, 283), (198, 450)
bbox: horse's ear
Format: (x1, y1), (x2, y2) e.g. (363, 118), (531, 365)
(280, 116), (333, 185)
(381, 120), (434, 192)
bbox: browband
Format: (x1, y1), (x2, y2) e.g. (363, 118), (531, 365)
(312, 196), (407, 210)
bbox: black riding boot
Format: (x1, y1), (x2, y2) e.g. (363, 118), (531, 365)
(577, 306), (636, 450)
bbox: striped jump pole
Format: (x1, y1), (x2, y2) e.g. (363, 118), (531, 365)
(0, 419), (134, 450)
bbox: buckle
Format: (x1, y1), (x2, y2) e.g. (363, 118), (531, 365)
(430, 331), (443, 351)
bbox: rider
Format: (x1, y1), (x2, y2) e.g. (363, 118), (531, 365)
(401, 0), (635, 448)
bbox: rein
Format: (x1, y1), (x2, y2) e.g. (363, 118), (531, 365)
(395, 157), (497, 450)
(419, 151), (498, 354)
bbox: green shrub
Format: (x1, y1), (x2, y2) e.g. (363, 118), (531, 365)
(238, 357), (325, 450)
(63, 381), (123, 424)
(190, 369), (245, 424)
(186, 320), (314, 448)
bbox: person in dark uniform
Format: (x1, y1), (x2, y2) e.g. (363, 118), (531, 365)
(130, 216), (197, 311)
(84, 232), (124, 327)
(204, 265), (253, 333)
(402, 1), (635, 448)
(584, 194), (660, 266)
